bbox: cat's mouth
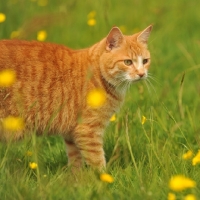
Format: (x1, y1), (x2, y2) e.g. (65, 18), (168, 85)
(131, 74), (147, 83)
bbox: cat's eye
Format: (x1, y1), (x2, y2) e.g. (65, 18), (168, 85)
(124, 60), (133, 66)
(143, 59), (148, 65)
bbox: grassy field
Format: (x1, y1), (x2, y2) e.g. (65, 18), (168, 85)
(0, 0), (200, 199)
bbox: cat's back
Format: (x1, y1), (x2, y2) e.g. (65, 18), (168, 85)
(0, 39), (82, 94)
(0, 39), (74, 70)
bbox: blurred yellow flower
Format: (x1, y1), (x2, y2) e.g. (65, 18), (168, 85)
(87, 19), (96, 26)
(119, 25), (127, 34)
(29, 162), (38, 169)
(0, 13), (6, 23)
(169, 175), (196, 192)
(87, 89), (106, 108)
(37, 30), (47, 41)
(141, 115), (146, 125)
(100, 173), (114, 183)
(10, 30), (21, 39)
(2, 116), (24, 131)
(182, 150), (193, 160)
(26, 151), (33, 157)
(0, 69), (16, 87)
(87, 11), (96, 19)
(38, 0), (48, 6)
(167, 193), (176, 200)
(184, 194), (196, 200)
(192, 150), (200, 166)
(110, 114), (116, 122)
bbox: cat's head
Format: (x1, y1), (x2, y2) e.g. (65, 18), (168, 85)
(100, 25), (152, 89)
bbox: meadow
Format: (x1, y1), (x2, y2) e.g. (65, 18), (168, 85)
(0, 0), (200, 199)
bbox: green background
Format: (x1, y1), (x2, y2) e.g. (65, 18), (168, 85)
(0, 0), (200, 199)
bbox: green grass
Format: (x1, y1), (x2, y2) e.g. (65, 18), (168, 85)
(1, 0), (200, 199)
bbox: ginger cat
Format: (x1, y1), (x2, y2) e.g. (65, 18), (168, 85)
(0, 25), (152, 170)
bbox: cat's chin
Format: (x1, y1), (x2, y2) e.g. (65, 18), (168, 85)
(131, 76), (147, 83)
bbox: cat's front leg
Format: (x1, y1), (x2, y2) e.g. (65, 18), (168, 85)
(73, 124), (106, 171)
(65, 140), (83, 169)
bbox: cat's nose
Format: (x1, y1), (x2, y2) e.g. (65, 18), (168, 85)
(138, 73), (145, 78)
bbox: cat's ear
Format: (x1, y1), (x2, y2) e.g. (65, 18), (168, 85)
(137, 25), (153, 44)
(106, 27), (124, 51)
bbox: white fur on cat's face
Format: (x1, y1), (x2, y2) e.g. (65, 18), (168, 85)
(124, 55), (150, 82)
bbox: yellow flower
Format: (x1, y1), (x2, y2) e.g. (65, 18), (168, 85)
(0, 69), (16, 87)
(38, 0), (48, 6)
(87, 11), (96, 19)
(100, 173), (114, 183)
(26, 151), (33, 157)
(192, 150), (200, 166)
(119, 25), (127, 34)
(110, 114), (116, 122)
(2, 116), (24, 131)
(29, 162), (38, 169)
(184, 194), (196, 200)
(141, 115), (146, 125)
(182, 150), (193, 160)
(169, 175), (196, 192)
(87, 89), (106, 108)
(0, 13), (6, 23)
(10, 30), (21, 39)
(168, 193), (176, 200)
(87, 19), (96, 26)
(37, 30), (47, 41)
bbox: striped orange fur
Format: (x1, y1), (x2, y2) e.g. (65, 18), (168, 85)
(0, 25), (152, 170)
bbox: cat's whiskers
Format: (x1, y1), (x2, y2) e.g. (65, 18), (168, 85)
(116, 79), (132, 95)
(111, 72), (146, 95)
(114, 76), (129, 93)
(100, 73), (129, 98)
(144, 79), (152, 95)
(144, 77), (158, 98)
(147, 72), (160, 85)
